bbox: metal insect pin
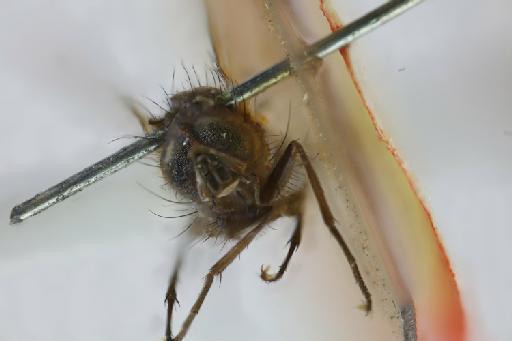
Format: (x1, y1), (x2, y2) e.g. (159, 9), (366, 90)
(9, 1), (424, 340)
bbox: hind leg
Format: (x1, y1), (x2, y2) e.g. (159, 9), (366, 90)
(261, 140), (372, 312)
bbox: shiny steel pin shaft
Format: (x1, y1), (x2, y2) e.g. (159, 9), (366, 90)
(227, 0), (423, 104)
(10, 0), (423, 224)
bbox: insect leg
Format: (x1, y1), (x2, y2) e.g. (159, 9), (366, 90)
(264, 141), (372, 313)
(165, 260), (181, 341)
(260, 213), (302, 282)
(168, 218), (269, 341)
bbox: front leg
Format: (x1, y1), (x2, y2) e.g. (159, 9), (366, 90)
(166, 216), (271, 341)
(261, 140), (372, 312)
(165, 260), (181, 340)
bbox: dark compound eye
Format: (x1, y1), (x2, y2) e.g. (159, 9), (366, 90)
(167, 135), (195, 194)
(193, 121), (248, 159)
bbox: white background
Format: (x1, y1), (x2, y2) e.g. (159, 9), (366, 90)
(329, 0), (512, 339)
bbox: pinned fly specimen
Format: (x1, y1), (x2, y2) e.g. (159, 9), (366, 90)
(8, 1), (427, 340)
(135, 85), (372, 341)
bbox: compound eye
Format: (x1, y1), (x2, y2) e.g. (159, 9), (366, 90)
(193, 121), (248, 159)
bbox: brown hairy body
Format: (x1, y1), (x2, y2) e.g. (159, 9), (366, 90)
(136, 86), (371, 341)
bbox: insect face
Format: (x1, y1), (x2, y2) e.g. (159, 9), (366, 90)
(159, 87), (271, 236)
